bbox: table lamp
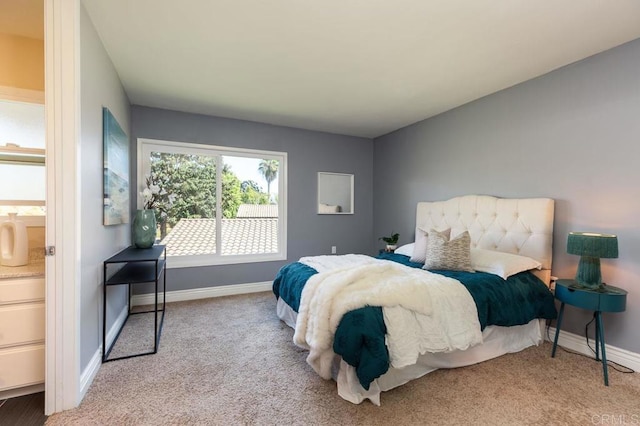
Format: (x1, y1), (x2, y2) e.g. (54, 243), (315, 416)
(567, 232), (618, 290)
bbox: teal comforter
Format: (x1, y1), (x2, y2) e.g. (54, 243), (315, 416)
(272, 252), (556, 390)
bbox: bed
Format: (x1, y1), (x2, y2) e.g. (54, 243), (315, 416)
(273, 195), (557, 405)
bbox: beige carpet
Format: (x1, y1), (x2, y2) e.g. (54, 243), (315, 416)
(47, 292), (640, 425)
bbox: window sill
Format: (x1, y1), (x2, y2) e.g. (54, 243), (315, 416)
(165, 252), (287, 268)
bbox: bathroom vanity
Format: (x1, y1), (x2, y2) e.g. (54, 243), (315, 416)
(0, 227), (46, 396)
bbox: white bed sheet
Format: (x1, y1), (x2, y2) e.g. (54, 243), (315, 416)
(276, 297), (544, 405)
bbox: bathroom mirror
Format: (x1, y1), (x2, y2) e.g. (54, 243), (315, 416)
(317, 172), (354, 215)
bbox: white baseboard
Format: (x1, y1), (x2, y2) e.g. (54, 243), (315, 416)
(78, 284), (268, 400)
(79, 304), (128, 399)
(547, 327), (640, 372)
(105, 304), (129, 350)
(0, 383), (45, 400)
(79, 347), (101, 401)
(130, 281), (272, 306)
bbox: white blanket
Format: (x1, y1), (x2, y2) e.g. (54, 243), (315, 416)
(299, 254), (379, 273)
(294, 255), (482, 380)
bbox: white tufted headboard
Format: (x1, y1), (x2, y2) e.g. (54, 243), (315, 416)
(416, 195), (554, 285)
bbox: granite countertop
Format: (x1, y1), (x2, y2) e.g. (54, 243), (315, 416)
(0, 248), (45, 279)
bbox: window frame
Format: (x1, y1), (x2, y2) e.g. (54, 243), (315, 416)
(137, 138), (287, 268)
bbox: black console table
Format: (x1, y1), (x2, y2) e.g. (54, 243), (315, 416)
(102, 245), (166, 362)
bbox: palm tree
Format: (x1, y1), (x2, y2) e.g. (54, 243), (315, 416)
(258, 159), (279, 201)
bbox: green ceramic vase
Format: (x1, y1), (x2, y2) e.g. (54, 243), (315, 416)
(132, 209), (157, 249)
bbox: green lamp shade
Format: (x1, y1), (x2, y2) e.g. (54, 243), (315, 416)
(567, 232), (618, 258)
(567, 232), (618, 290)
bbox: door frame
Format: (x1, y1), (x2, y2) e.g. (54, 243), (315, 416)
(44, 0), (81, 414)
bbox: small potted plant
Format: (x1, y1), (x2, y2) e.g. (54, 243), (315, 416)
(379, 232), (399, 252)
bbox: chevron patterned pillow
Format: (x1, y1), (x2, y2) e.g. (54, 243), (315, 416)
(423, 229), (473, 272)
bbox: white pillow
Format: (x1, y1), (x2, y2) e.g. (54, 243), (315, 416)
(394, 243), (415, 256)
(318, 203), (341, 213)
(470, 248), (542, 280)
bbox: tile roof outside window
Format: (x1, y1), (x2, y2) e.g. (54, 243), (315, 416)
(160, 217), (278, 256)
(236, 204), (278, 218)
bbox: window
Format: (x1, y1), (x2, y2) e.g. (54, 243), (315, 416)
(138, 138), (287, 267)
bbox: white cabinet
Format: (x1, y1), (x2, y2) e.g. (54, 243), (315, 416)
(0, 277), (45, 392)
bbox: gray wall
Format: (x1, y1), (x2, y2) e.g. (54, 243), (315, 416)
(131, 106), (374, 291)
(80, 5), (131, 370)
(374, 39), (640, 353)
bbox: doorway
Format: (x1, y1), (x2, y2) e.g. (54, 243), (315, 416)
(0, 98), (46, 399)
(0, 0), (47, 405)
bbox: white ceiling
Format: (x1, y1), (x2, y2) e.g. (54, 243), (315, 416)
(82, 0), (640, 138)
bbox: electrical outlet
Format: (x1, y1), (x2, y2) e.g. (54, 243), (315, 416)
(331, 246), (337, 254)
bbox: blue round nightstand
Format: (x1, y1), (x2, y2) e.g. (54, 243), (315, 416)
(551, 279), (627, 386)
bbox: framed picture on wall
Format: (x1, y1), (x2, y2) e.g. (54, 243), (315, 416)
(103, 107), (130, 225)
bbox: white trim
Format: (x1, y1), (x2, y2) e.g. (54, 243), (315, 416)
(278, 153), (288, 259)
(79, 347), (101, 400)
(0, 383), (45, 400)
(137, 137), (287, 158)
(215, 155), (222, 255)
(79, 304), (127, 400)
(79, 283), (272, 401)
(547, 327), (640, 372)
(44, 0), (81, 415)
(136, 138), (288, 267)
(131, 281), (272, 306)
(166, 253), (286, 269)
(105, 304), (129, 354)
(0, 86), (45, 104)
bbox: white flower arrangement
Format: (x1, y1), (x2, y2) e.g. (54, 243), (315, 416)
(140, 174), (176, 219)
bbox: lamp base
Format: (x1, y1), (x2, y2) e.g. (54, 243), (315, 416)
(574, 256), (603, 290)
